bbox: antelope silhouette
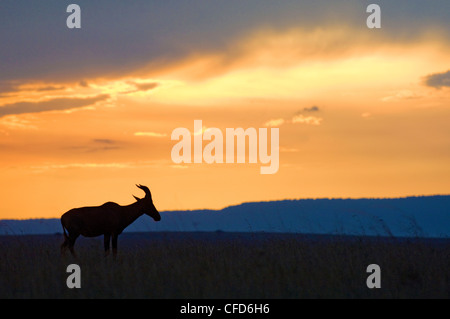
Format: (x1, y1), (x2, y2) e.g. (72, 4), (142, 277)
(61, 184), (161, 257)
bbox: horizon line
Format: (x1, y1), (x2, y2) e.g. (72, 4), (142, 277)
(2, 193), (449, 221)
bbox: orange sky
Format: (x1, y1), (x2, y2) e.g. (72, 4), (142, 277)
(1, 2), (449, 219)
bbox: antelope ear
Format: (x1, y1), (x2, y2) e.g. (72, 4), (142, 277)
(133, 195), (141, 201)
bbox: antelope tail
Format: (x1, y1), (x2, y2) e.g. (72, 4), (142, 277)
(61, 221), (69, 241)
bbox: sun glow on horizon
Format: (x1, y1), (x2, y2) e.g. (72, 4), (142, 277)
(1, 18), (449, 219)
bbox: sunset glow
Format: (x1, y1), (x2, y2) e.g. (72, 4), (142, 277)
(1, 1), (449, 219)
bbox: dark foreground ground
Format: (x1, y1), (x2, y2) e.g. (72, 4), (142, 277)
(0, 232), (448, 298)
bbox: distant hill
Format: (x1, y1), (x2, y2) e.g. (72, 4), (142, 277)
(1, 196), (449, 238)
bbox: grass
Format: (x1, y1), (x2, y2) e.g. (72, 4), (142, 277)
(0, 232), (448, 298)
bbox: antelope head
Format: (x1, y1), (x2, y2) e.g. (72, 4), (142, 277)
(133, 184), (161, 221)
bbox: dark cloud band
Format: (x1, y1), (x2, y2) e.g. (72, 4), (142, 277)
(1, 1), (448, 83)
(424, 70), (450, 88)
(0, 94), (110, 118)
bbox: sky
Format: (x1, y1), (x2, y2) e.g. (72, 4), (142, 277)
(0, 0), (449, 219)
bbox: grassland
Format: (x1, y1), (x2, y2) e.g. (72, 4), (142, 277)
(0, 232), (448, 299)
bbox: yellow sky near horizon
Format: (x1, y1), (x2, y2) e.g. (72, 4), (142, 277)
(1, 25), (449, 219)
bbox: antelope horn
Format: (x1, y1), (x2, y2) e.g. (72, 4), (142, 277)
(136, 184), (151, 198)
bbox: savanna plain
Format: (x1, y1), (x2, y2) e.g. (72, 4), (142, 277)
(0, 232), (448, 299)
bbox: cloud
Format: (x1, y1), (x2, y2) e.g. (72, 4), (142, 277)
(122, 82), (159, 94)
(0, 81), (18, 94)
(34, 85), (66, 92)
(0, 94), (110, 118)
(302, 106), (320, 112)
(0, 81), (68, 99)
(134, 132), (168, 138)
(31, 162), (132, 172)
(79, 80), (89, 88)
(292, 114), (322, 126)
(133, 82), (159, 91)
(62, 139), (123, 153)
(88, 139), (122, 152)
(2, 1), (449, 84)
(265, 108), (323, 127)
(0, 115), (38, 130)
(292, 106), (322, 125)
(381, 90), (422, 102)
(92, 139), (116, 144)
(424, 70), (450, 88)
(30, 160), (169, 173)
(264, 118), (285, 127)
